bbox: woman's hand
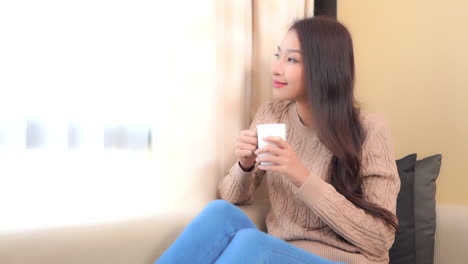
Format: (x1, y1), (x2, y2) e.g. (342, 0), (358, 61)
(254, 136), (310, 187)
(234, 130), (258, 170)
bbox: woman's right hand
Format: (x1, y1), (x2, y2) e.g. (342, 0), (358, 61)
(235, 129), (258, 169)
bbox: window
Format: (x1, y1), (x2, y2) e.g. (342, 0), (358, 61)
(0, 0), (215, 232)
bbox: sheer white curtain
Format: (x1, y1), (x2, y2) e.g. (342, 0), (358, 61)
(0, 0), (215, 232)
(216, 0), (314, 201)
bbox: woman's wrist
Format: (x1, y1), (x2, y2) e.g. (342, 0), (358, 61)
(238, 161), (255, 172)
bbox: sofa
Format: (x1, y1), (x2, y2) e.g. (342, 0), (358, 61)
(1, 193), (467, 264)
(239, 199), (468, 264)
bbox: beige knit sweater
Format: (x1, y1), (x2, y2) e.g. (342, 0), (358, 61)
(218, 99), (400, 264)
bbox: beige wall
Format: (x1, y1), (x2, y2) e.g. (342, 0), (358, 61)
(338, 0), (468, 205)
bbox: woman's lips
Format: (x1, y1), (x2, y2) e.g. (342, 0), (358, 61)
(273, 80), (287, 88)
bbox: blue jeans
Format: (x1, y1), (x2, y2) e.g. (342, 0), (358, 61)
(156, 200), (345, 264)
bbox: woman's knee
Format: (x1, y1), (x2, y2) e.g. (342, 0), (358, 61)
(200, 200), (237, 220)
(199, 200), (255, 229)
(205, 199), (234, 211)
(201, 200), (237, 217)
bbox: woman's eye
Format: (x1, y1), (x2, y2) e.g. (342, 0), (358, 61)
(273, 53), (279, 58)
(288, 58), (298, 63)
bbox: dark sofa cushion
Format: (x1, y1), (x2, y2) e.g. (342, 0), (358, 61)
(390, 153), (417, 264)
(414, 154), (442, 264)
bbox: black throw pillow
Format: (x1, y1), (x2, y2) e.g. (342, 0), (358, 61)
(389, 153), (417, 264)
(414, 154), (442, 264)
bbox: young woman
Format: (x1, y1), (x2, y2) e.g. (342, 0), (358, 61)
(156, 16), (400, 264)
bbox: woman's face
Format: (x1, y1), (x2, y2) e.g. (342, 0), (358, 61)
(271, 29), (307, 102)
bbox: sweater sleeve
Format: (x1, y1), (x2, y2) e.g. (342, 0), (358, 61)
(217, 101), (272, 205)
(293, 119), (400, 260)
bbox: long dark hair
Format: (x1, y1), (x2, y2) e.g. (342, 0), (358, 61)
(291, 16), (398, 230)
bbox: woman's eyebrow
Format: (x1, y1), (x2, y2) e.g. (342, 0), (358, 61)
(277, 46), (302, 54)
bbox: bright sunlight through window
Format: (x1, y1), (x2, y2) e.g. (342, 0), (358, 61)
(0, 0), (215, 232)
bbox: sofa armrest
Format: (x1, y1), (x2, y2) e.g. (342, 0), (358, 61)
(434, 204), (468, 264)
(0, 211), (198, 264)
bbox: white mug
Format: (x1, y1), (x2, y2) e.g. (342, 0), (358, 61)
(256, 124), (287, 166)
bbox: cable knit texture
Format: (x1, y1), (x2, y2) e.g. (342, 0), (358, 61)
(218, 99), (400, 264)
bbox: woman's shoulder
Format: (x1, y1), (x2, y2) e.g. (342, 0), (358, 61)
(358, 109), (390, 133)
(358, 110), (398, 180)
(358, 109), (393, 147)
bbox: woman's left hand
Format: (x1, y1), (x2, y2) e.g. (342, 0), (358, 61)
(255, 136), (310, 187)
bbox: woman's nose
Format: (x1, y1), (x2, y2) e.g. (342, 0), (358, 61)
(271, 59), (283, 76)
